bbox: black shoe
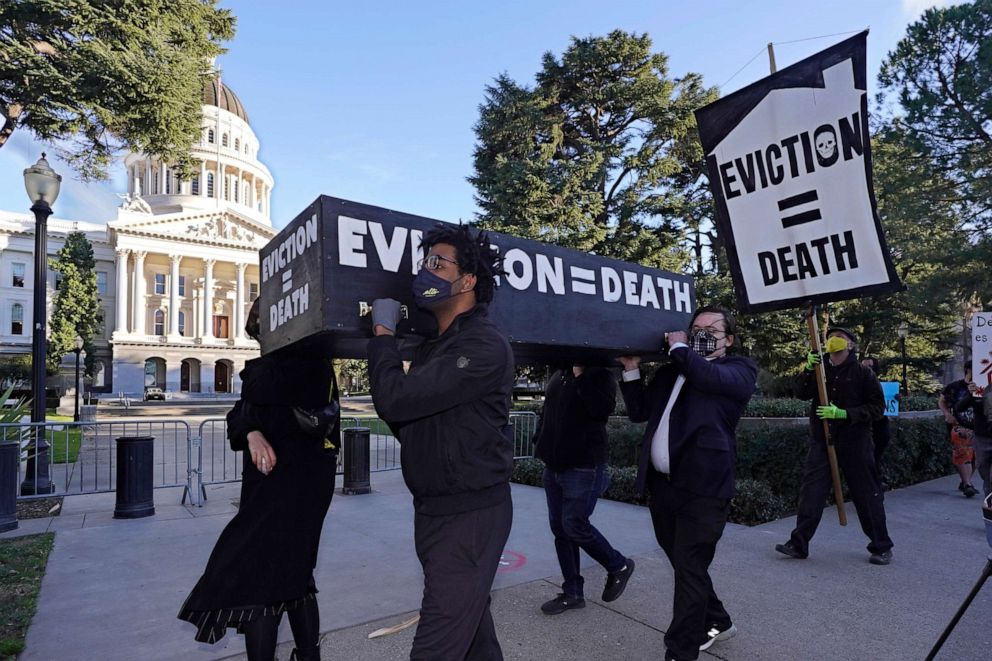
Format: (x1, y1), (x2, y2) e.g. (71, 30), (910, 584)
(869, 550), (893, 566)
(602, 559), (635, 602)
(699, 622), (738, 651)
(289, 646), (321, 661)
(963, 484), (979, 498)
(540, 593), (585, 615)
(775, 540), (808, 559)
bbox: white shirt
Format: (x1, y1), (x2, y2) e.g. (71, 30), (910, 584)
(622, 342), (689, 474)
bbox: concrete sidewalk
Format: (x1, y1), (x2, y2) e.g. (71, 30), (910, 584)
(6, 470), (992, 660)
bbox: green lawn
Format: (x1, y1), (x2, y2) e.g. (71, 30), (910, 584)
(0, 533), (54, 659)
(45, 426), (81, 464)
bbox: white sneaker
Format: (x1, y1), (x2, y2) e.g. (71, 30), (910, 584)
(699, 623), (737, 651)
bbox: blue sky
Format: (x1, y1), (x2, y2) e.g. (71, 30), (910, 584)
(0, 0), (951, 229)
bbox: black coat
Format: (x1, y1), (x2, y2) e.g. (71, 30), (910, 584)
(535, 367), (617, 470)
(368, 305), (515, 516)
(179, 351), (339, 643)
(798, 354), (883, 445)
(620, 347), (757, 500)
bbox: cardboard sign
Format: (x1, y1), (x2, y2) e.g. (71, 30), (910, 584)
(881, 381), (900, 418)
(694, 32), (902, 313)
(258, 196), (696, 363)
(972, 312), (992, 395)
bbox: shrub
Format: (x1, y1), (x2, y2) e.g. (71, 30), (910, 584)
(511, 458), (544, 487)
(745, 397), (809, 418)
(730, 479), (789, 525)
(604, 466), (643, 504)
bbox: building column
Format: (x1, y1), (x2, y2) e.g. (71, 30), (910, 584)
(132, 250), (147, 335)
(203, 258), (215, 339)
(235, 262), (247, 340)
(168, 254), (182, 339)
(114, 249), (130, 334)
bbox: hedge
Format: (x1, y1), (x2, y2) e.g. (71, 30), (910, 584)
(513, 414), (953, 526)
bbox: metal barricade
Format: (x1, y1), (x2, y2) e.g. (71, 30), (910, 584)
(2, 419), (192, 500)
(510, 411), (539, 459)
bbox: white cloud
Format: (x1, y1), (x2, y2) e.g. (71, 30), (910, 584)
(901, 0), (955, 18)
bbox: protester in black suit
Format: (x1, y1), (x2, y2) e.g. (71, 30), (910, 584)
(619, 305), (757, 661)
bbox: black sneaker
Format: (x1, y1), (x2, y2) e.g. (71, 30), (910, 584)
(540, 593), (585, 615)
(602, 559), (635, 602)
(869, 550), (893, 566)
(699, 622), (738, 651)
(963, 484), (979, 498)
(774, 540), (808, 559)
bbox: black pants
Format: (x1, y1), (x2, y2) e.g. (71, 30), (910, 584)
(647, 471), (731, 661)
(411, 498), (513, 661)
(789, 434), (893, 556)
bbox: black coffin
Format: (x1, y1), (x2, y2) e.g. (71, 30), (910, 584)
(259, 196), (695, 364)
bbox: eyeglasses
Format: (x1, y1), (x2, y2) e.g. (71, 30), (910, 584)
(417, 254), (460, 272)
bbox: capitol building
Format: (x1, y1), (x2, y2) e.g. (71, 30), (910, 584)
(0, 78), (277, 396)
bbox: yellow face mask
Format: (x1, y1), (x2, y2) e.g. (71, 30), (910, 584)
(824, 336), (849, 354)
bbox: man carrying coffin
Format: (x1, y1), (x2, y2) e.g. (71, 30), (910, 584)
(619, 305), (757, 661)
(776, 327), (893, 565)
(367, 224), (515, 660)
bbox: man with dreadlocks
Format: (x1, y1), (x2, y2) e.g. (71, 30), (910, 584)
(368, 223), (515, 660)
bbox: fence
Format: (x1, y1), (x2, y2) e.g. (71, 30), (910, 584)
(4, 412), (541, 508)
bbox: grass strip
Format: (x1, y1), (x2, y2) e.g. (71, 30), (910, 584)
(0, 532), (55, 658)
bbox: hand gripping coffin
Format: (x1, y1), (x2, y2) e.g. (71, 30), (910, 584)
(258, 196), (695, 364)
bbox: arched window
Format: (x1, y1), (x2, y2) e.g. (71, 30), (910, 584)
(154, 310), (165, 336)
(224, 177), (230, 200)
(206, 173), (214, 198)
(11, 303), (23, 335)
(207, 128), (215, 144)
(234, 138), (240, 151)
(222, 133), (229, 147)
(152, 169), (159, 194)
(191, 176), (200, 196)
(178, 311), (186, 337)
(233, 178), (239, 203)
(92, 361), (105, 387)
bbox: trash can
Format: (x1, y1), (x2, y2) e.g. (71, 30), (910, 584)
(0, 442), (18, 533)
(342, 427), (371, 495)
(114, 436), (155, 519)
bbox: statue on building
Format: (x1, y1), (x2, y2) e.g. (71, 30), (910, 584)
(117, 192), (153, 214)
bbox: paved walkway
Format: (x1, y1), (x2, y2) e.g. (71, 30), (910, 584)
(6, 469), (992, 660)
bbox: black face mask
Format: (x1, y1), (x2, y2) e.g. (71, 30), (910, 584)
(688, 330), (719, 357)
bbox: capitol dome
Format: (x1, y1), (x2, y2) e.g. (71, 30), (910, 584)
(122, 74), (274, 225)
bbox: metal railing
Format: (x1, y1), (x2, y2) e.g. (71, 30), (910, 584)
(2, 419), (192, 500)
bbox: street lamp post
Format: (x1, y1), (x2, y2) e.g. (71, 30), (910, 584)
(73, 335), (84, 422)
(897, 322), (909, 396)
(21, 154), (61, 495)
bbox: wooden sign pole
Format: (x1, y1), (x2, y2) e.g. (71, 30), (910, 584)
(806, 304), (847, 525)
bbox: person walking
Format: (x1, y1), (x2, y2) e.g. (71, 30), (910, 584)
(776, 327), (893, 565)
(179, 300), (341, 661)
(535, 364), (634, 615)
(939, 366), (980, 498)
(959, 379), (992, 497)
(619, 305), (757, 661)
(368, 223), (514, 661)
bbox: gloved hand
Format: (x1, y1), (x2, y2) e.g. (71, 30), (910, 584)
(372, 298), (402, 334)
(824, 336), (849, 353)
(816, 402), (847, 420)
(804, 351), (822, 371)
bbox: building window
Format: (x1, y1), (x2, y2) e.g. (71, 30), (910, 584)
(234, 138), (240, 151)
(191, 176), (199, 195)
(224, 177), (230, 201)
(165, 170), (172, 194)
(154, 273), (166, 295)
(222, 133), (229, 147)
(12, 263), (25, 287)
(54, 271), (63, 291)
(154, 309), (165, 335)
(208, 128), (215, 144)
(233, 178), (239, 203)
(178, 275), (186, 297)
(96, 271), (107, 294)
(207, 173), (214, 198)
(249, 282), (259, 302)
(178, 311), (186, 337)
(11, 303), (23, 335)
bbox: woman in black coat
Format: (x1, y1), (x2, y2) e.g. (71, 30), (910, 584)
(179, 301), (339, 661)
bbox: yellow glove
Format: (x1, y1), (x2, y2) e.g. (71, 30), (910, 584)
(824, 336), (849, 353)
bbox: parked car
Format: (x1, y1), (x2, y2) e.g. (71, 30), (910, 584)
(144, 387), (165, 401)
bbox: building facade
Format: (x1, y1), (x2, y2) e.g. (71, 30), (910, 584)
(0, 78), (276, 396)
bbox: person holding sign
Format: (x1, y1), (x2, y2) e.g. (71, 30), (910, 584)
(619, 305), (757, 661)
(776, 327), (893, 565)
(367, 224), (514, 661)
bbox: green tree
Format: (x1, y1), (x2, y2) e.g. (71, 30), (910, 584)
(470, 30), (718, 271)
(47, 232), (102, 375)
(0, 0), (235, 180)
(878, 0), (992, 227)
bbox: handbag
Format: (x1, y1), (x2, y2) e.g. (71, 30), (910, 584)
(293, 400), (340, 439)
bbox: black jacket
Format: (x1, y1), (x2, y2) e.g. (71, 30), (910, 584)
(535, 367), (617, 470)
(368, 305), (515, 516)
(956, 392), (990, 438)
(620, 347), (757, 500)
(797, 354), (883, 444)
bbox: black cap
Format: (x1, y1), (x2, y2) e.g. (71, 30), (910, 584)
(827, 326), (857, 343)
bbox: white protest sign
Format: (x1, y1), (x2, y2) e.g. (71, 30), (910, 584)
(695, 32), (901, 313)
(973, 312), (992, 396)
